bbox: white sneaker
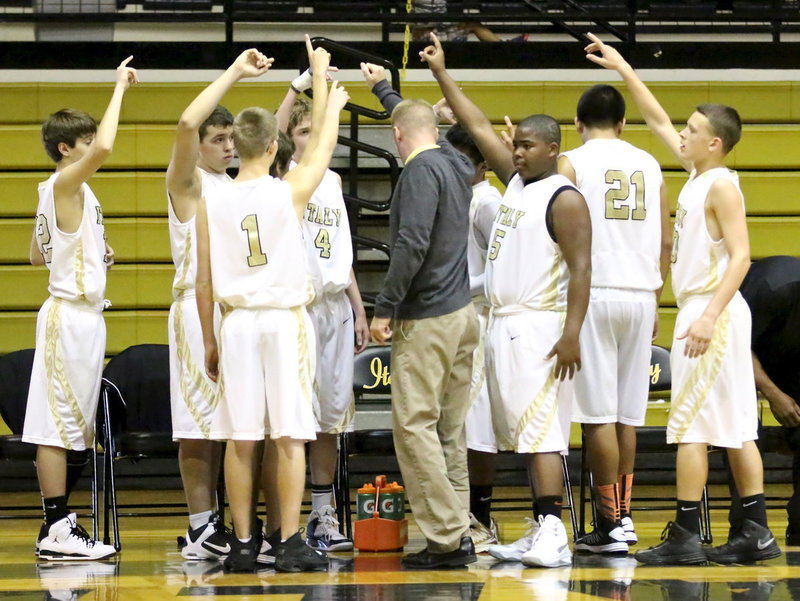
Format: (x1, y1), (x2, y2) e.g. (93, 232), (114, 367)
(488, 517), (538, 561)
(521, 515), (573, 568)
(38, 514), (117, 561)
(621, 516), (638, 545)
(468, 513), (499, 553)
(181, 514), (234, 560)
(524, 567), (572, 601)
(306, 505), (353, 552)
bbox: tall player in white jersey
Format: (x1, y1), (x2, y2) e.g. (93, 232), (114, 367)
(422, 35), (592, 568)
(559, 84), (672, 553)
(196, 39), (350, 573)
(274, 82), (369, 552)
(586, 33), (781, 566)
(165, 49), (273, 561)
(24, 58), (137, 561)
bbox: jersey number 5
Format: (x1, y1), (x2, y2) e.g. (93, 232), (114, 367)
(240, 214), (268, 267)
(605, 170), (646, 221)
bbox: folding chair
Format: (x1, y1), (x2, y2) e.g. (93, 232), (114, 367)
(98, 344), (181, 550)
(578, 344), (713, 543)
(335, 345), (580, 541)
(0, 349), (100, 537)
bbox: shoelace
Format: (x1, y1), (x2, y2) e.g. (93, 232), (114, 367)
(319, 511), (343, 538)
(659, 521), (674, 541)
(210, 515), (234, 538)
(69, 522), (96, 548)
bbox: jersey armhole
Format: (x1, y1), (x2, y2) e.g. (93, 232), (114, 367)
(545, 185), (575, 244)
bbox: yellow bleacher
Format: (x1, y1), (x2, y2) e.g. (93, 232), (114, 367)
(0, 80), (797, 359)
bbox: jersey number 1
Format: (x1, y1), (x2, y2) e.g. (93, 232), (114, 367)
(605, 170), (646, 221)
(240, 214), (267, 267)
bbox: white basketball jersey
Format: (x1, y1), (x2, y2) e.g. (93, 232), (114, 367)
(168, 168), (231, 299)
(34, 172), (107, 309)
(671, 167), (744, 305)
(469, 180), (503, 306)
(205, 175), (313, 309)
(294, 164), (353, 296)
(486, 173), (578, 312)
(561, 138), (663, 291)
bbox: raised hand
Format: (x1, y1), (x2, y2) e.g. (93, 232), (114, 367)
(327, 80), (350, 112)
(116, 56), (138, 90)
(499, 115), (516, 151)
(359, 62), (388, 90)
(233, 48), (273, 79)
(584, 32), (628, 71)
(432, 98), (456, 124)
(306, 34), (331, 78)
(419, 32), (446, 73)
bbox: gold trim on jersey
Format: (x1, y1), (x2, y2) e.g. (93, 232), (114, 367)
(538, 252), (562, 311)
(669, 307), (730, 442)
(516, 368), (559, 453)
(174, 227), (193, 294)
(294, 306), (314, 405)
(173, 301), (217, 438)
(74, 243), (85, 298)
(45, 299), (92, 449)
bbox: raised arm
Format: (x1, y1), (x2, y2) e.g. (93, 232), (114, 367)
(167, 49), (272, 221)
(360, 63), (404, 115)
(677, 179), (750, 357)
(276, 56), (338, 133)
(584, 33), (691, 172)
(54, 57), (138, 201)
(421, 34), (515, 184)
(194, 196), (218, 382)
(546, 189), (592, 380)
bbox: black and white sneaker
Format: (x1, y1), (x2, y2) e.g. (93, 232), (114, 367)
(275, 530), (328, 573)
(35, 521), (49, 556)
(181, 513), (235, 560)
(574, 524), (628, 555)
(706, 519), (781, 564)
(38, 514), (117, 561)
(634, 521), (707, 566)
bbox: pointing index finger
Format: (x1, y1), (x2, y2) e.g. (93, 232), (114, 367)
(430, 32), (442, 50)
(305, 34), (314, 56)
(120, 55), (133, 67)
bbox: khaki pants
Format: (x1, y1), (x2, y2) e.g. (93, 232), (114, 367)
(391, 304), (479, 553)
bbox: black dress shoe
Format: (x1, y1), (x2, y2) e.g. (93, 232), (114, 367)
(402, 536), (477, 569)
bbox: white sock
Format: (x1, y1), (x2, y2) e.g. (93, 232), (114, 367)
(310, 484), (334, 513)
(189, 509), (213, 530)
(238, 536), (252, 544)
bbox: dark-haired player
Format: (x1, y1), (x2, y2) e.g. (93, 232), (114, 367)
(559, 84), (671, 553)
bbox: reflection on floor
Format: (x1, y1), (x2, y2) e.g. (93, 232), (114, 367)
(1, 488), (799, 601)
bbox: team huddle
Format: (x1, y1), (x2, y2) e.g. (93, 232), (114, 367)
(22, 32), (781, 572)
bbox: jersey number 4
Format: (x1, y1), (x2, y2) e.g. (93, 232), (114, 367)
(314, 228), (331, 259)
(605, 170), (646, 221)
(240, 214), (268, 267)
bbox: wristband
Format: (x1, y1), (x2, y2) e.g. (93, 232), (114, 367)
(291, 69), (313, 94)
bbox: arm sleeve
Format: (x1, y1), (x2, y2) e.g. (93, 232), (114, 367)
(372, 80), (404, 115)
(373, 164), (440, 317)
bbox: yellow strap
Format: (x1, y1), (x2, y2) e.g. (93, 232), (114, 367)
(402, 0), (413, 81)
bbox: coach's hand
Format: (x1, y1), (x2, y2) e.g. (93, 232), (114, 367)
(204, 342), (219, 382)
(768, 391), (800, 427)
(360, 62), (388, 90)
(370, 316), (393, 345)
(546, 334), (581, 381)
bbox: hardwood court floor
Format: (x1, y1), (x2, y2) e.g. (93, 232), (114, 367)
(1, 487), (799, 601)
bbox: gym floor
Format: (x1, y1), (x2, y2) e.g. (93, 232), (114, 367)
(1, 486), (797, 601)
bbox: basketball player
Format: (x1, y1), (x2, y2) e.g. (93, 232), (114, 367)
(585, 32), (781, 565)
(422, 35), (592, 568)
(24, 57), (137, 561)
(274, 77), (370, 553)
(195, 39), (349, 572)
(165, 48), (273, 561)
(559, 84), (672, 553)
